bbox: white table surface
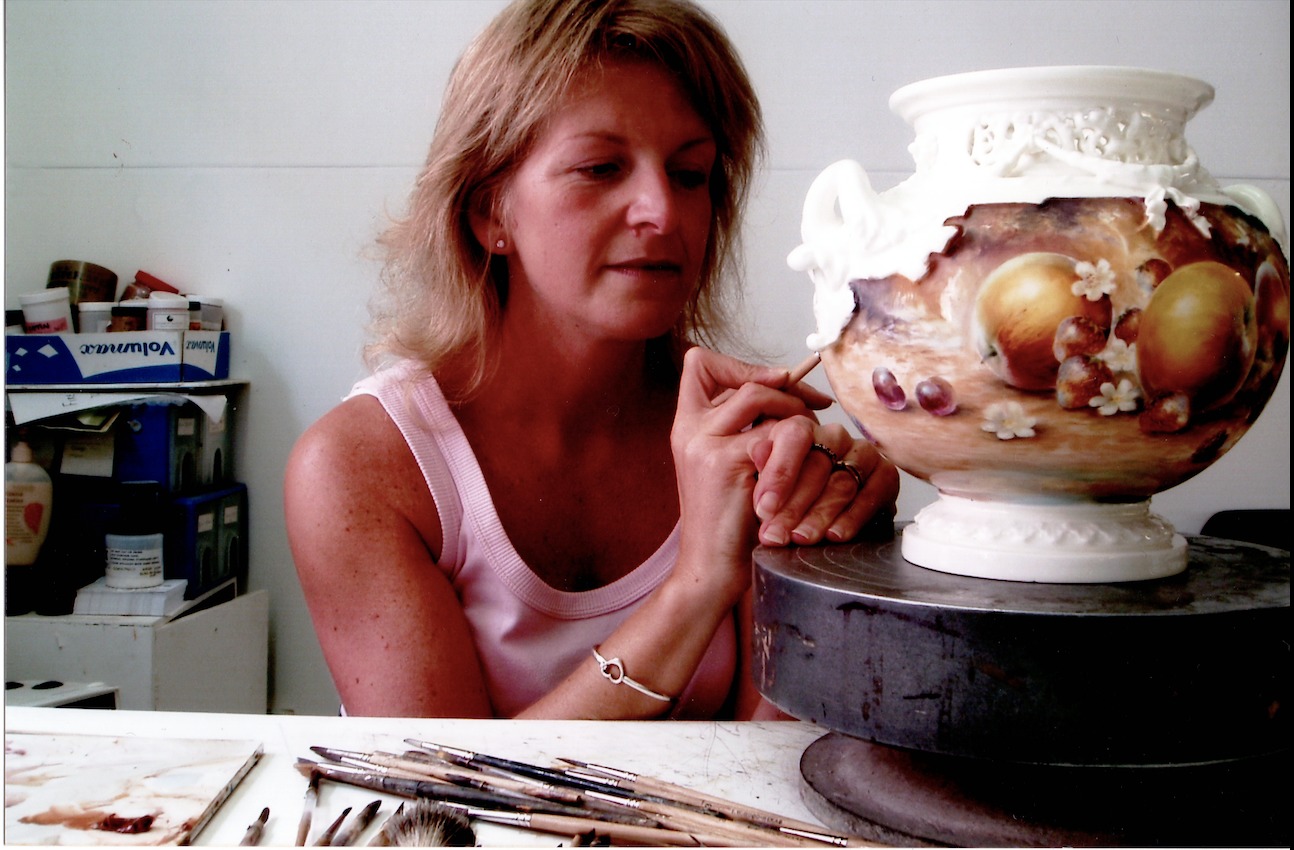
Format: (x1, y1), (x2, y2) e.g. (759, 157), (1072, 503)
(4, 706), (837, 847)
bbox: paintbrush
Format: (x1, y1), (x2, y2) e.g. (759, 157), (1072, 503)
(580, 788), (824, 848)
(457, 805), (758, 848)
(369, 803), (405, 847)
(240, 807), (269, 846)
(787, 351), (822, 385)
(368, 800), (476, 847)
(314, 746), (641, 821)
(402, 742), (836, 845)
(330, 799), (382, 847)
(297, 769), (320, 846)
(561, 757), (860, 846)
(314, 806), (352, 846)
(406, 740), (666, 802)
(296, 759), (597, 819)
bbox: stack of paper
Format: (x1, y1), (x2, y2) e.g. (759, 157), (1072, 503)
(72, 578), (189, 617)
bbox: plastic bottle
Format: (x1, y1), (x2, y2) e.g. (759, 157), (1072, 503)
(5, 442), (53, 565)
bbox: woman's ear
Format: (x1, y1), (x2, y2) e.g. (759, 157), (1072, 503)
(469, 191), (509, 254)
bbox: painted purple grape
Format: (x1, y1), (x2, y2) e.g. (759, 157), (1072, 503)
(916, 376), (957, 415)
(872, 367), (906, 410)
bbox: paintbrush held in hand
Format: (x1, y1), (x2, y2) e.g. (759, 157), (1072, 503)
(301, 740), (871, 847)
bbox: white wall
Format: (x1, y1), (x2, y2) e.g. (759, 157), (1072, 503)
(5, 0), (1289, 716)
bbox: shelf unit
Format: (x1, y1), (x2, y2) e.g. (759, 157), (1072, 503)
(5, 377), (267, 713)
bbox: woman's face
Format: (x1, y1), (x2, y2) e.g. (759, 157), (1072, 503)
(497, 59), (717, 346)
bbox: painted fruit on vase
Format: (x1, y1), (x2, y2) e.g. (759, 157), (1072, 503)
(1136, 261), (1257, 415)
(973, 252), (1113, 391)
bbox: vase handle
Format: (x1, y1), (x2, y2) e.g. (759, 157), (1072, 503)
(1221, 183), (1289, 255)
(799, 160), (879, 241)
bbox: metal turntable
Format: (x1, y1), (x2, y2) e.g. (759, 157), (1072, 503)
(752, 527), (1290, 846)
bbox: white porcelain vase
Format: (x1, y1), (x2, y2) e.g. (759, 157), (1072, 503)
(790, 67), (1290, 583)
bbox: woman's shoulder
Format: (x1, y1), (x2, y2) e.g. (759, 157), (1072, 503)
(286, 394), (429, 510)
(286, 394), (445, 558)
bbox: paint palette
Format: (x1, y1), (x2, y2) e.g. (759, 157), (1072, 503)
(4, 731), (262, 845)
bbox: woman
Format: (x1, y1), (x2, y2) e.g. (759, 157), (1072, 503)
(285, 0), (897, 719)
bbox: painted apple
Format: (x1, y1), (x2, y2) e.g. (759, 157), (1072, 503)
(1136, 261), (1257, 413)
(973, 252), (1113, 391)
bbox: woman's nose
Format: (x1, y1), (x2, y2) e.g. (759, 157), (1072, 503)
(626, 168), (678, 233)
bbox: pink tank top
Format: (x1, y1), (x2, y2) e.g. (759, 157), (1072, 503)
(346, 360), (736, 717)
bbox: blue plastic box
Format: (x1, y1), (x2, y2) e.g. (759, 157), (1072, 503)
(166, 483), (248, 598)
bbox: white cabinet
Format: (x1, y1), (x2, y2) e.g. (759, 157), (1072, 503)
(5, 590), (269, 712)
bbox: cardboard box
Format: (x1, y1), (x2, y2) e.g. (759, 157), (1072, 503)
(5, 331), (229, 384)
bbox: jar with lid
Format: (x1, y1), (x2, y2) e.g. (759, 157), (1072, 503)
(104, 482), (165, 590)
(19, 288), (74, 334)
(120, 269), (181, 301)
(146, 291), (191, 330)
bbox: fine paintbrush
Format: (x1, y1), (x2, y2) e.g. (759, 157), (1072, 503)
(400, 743), (836, 847)
(405, 740), (675, 804)
(314, 806), (352, 846)
(330, 799), (383, 847)
(305, 750), (839, 847)
(240, 807), (269, 846)
(313, 746), (651, 824)
(560, 757), (860, 846)
(580, 789), (824, 848)
(296, 759), (602, 820)
(786, 351), (822, 385)
(456, 805), (760, 848)
(297, 769), (321, 846)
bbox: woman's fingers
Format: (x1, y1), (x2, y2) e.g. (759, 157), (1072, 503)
(754, 421), (899, 547)
(803, 447), (899, 544)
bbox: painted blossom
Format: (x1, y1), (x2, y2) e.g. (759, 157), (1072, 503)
(981, 401), (1037, 440)
(1099, 338), (1137, 373)
(1072, 258), (1117, 301)
(1090, 378), (1141, 416)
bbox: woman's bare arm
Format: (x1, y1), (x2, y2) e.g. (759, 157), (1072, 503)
(285, 396), (493, 717)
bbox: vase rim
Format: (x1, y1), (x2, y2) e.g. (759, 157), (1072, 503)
(891, 65), (1215, 124)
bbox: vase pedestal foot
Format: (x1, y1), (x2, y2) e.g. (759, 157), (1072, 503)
(903, 495), (1187, 583)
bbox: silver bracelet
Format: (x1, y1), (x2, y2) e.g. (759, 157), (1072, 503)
(592, 646), (674, 703)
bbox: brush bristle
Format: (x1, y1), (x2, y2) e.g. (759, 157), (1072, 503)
(375, 801), (476, 847)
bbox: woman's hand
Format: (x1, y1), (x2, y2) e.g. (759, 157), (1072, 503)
(749, 409), (899, 548)
(669, 348), (830, 595)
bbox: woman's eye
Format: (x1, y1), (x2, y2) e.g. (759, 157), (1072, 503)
(578, 162), (621, 179)
(672, 169), (709, 190)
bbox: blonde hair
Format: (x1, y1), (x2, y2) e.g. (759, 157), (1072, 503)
(368, 0), (765, 399)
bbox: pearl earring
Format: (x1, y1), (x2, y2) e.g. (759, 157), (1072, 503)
(495, 239), (506, 250)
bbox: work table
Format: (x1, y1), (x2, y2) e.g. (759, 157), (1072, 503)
(4, 706), (834, 846)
